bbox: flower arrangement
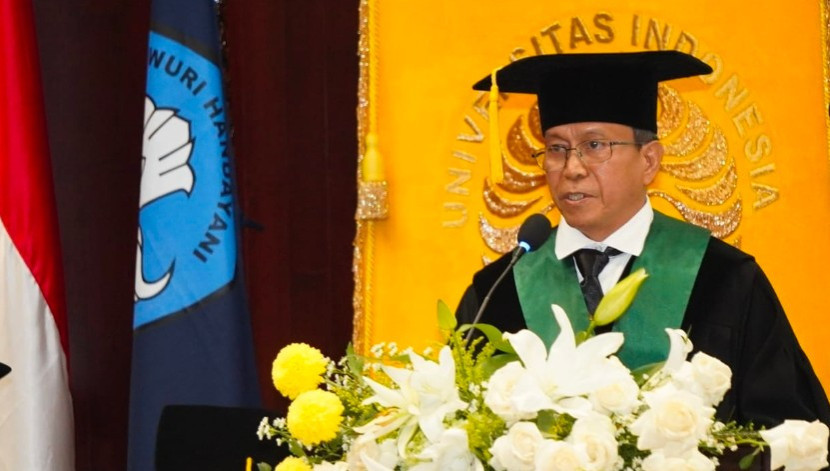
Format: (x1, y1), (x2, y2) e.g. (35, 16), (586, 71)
(256, 270), (829, 471)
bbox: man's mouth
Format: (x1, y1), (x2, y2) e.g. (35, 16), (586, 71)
(563, 193), (587, 202)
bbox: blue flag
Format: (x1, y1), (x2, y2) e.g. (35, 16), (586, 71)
(128, 1), (260, 469)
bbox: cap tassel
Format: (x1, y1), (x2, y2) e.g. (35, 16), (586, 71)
(488, 67), (504, 184)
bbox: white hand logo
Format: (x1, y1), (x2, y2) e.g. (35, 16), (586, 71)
(140, 97), (194, 207)
(134, 97), (194, 300)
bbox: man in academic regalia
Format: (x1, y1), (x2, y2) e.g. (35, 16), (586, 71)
(456, 51), (830, 429)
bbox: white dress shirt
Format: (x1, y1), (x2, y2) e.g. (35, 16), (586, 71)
(554, 199), (654, 293)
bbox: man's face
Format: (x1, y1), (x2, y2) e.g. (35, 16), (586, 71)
(543, 122), (663, 241)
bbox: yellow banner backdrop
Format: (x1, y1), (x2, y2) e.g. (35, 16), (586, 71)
(353, 0), (830, 390)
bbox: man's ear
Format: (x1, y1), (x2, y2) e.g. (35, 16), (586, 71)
(641, 140), (664, 185)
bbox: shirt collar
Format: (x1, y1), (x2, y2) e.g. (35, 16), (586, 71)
(554, 199), (654, 260)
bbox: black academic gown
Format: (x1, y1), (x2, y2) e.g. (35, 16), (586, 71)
(457, 235), (830, 428)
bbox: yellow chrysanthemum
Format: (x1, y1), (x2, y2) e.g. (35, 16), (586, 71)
(272, 343), (328, 399)
(274, 456), (312, 471)
(286, 389), (344, 446)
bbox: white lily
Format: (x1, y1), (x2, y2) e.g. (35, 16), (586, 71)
(662, 328), (693, 375)
(410, 428), (484, 471)
(500, 305), (626, 417)
(360, 452), (396, 471)
(358, 345), (466, 457)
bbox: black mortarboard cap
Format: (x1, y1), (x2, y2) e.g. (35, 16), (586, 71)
(473, 51), (712, 134)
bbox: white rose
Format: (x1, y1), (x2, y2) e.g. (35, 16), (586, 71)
(348, 436), (398, 471)
(489, 421), (544, 471)
(534, 440), (585, 471)
(690, 353), (732, 405)
(760, 419), (830, 471)
(630, 383), (715, 456)
(589, 358), (640, 416)
(484, 361), (537, 425)
(672, 352), (732, 406)
(568, 414), (619, 471)
(641, 450), (715, 471)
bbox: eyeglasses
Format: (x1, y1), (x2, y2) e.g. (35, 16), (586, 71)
(532, 139), (641, 172)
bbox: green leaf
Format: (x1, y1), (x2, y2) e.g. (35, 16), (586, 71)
(345, 343), (364, 376)
(536, 410), (558, 434)
(594, 268), (648, 326)
(630, 361), (665, 385)
(256, 463), (273, 471)
(437, 299), (457, 331)
(288, 440), (305, 457)
(738, 449), (759, 469)
(535, 410), (575, 438)
(457, 323), (515, 354)
(386, 353), (413, 364)
(480, 352), (518, 378)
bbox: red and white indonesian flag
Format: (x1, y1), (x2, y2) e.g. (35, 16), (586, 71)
(0, 0), (75, 469)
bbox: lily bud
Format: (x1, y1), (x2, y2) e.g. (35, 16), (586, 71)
(593, 268), (649, 326)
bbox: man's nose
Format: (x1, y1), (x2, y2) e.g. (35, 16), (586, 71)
(561, 150), (588, 178)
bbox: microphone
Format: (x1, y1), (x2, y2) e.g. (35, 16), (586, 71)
(515, 213), (554, 254)
(465, 213), (552, 343)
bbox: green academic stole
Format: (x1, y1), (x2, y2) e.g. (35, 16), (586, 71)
(513, 212), (710, 368)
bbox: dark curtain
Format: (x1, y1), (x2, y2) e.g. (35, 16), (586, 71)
(33, 1), (358, 469)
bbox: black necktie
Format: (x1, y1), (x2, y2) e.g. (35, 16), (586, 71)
(573, 247), (622, 315)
